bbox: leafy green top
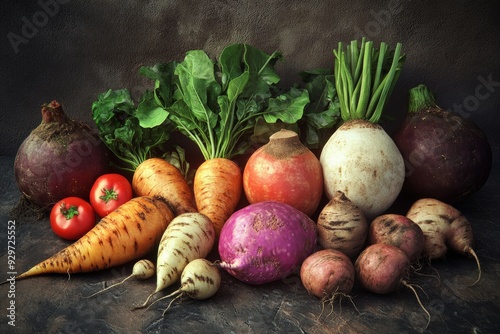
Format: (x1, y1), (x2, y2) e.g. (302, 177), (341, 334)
(334, 38), (405, 124)
(150, 43), (310, 160)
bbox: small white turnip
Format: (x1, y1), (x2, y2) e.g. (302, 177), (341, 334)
(146, 258), (221, 316)
(84, 259), (155, 298)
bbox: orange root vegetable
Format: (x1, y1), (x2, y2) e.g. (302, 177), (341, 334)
(132, 158), (197, 215)
(194, 158), (242, 236)
(13, 196), (175, 281)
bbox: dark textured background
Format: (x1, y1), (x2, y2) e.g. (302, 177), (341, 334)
(1, 0), (499, 163)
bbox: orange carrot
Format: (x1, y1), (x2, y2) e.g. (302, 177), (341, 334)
(12, 196), (175, 281)
(193, 158), (242, 236)
(132, 158), (197, 215)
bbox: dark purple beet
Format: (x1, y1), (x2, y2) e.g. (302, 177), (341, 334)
(14, 101), (110, 210)
(392, 85), (492, 203)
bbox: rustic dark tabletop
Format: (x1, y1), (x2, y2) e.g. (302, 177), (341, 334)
(1, 155), (499, 334)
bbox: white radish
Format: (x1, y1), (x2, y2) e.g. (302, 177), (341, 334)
(320, 39), (405, 219)
(146, 258), (221, 316)
(84, 259), (155, 298)
(316, 191), (368, 260)
(137, 212), (216, 308)
(406, 198), (481, 285)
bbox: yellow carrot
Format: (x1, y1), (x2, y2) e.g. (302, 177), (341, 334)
(13, 196), (175, 281)
(193, 158), (242, 236)
(132, 157), (197, 215)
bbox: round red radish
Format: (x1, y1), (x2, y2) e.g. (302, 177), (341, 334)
(300, 249), (355, 300)
(368, 214), (425, 262)
(355, 243), (410, 294)
(243, 129), (323, 217)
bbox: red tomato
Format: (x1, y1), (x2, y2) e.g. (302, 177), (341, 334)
(50, 197), (96, 240)
(90, 173), (133, 217)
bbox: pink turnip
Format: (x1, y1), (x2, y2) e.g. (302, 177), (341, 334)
(217, 201), (317, 285)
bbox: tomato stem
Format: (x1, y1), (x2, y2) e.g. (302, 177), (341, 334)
(60, 203), (79, 220)
(99, 188), (118, 203)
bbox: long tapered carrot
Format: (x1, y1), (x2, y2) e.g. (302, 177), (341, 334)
(132, 158), (197, 215)
(12, 196), (175, 281)
(193, 158), (242, 236)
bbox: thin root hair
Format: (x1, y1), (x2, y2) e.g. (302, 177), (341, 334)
(401, 280), (431, 331)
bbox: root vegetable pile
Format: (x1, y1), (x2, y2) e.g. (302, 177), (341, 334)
(5, 39), (492, 330)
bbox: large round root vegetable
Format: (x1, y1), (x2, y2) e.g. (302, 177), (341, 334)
(14, 101), (110, 209)
(243, 129), (323, 216)
(392, 84), (492, 203)
(320, 120), (405, 219)
(218, 201), (317, 285)
(317, 191), (368, 259)
(368, 214), (425, 263)
(300, 249), (355, 301)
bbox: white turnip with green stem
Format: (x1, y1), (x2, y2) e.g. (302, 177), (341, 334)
(320, 39), (406, 219)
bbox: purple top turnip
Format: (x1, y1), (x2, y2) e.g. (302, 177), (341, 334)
(218, 201), (317, 285)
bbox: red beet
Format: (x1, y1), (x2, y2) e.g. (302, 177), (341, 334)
(14, 101), (110, 209)
(392, 84), (492, 203)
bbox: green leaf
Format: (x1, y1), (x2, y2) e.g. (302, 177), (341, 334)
(136, 90), (169, 128)
(263, 88), (309, 124)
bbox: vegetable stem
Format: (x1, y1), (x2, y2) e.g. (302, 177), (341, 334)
(408, 84), (439, 113)
(333, 39), (405, 123)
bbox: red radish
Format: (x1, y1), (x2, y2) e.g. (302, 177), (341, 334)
(218, 201), (317, 285)
(300, 249), (355, 301)
(243, 129), (323, 216)
(406, 198), (481, 285)
(368, 214), (425, 262)
(355, 243), (430, 328)
(316, 191), (368, 259)
(14, 101), (110, 209)
(392, 84), (492, 203)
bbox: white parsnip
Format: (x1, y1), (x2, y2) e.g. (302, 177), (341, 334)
(137, 212), (215, 308)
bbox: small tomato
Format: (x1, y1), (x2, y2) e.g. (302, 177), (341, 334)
(50, 197), (96, 240)
(90, 173), (133, 217)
